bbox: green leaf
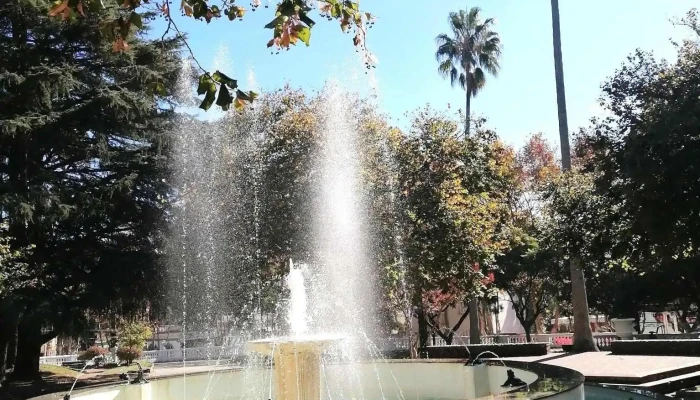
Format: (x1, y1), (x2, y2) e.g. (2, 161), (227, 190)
(88, 0), (105, 12)
(212, 71), (237, 89)
(331, 3), (342, 18)
(155, 82), (167, 96)
(199, 85), (217, 111)
(193, 1), (207, 19)
(215, 85), (234, 111)
(129, 12), (143, 30)
(198, 76), (218, 110)
(296, 26), (311, 46)
(100, 23), (114, 40)
(236, 90), (258, 102)
(299, 12), (315, 27)
(196, 74), (213, 95)
(146, 82), (167, 97)
(276, 1), (296, 17)
(265, 15), (284, 29)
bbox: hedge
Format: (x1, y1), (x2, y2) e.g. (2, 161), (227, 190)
(422, 343), (548, 359)
(611, 339), (700, 356)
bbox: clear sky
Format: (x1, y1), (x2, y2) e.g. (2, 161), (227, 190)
(155, 0), (698, 147)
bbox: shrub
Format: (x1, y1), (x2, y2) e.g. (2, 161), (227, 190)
(78, 346), (109, 361)
(117, 346), (143, 365)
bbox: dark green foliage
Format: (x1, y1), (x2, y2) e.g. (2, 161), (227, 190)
(0, 0), (181, 379)
(545, 17), (700, 329)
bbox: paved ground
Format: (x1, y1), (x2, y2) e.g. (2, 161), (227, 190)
(504, 351), (700, 384)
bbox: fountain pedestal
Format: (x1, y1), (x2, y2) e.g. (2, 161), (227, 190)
(248, 338), (340, 400)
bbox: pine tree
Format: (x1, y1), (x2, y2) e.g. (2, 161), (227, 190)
(0, 0), (181, 380)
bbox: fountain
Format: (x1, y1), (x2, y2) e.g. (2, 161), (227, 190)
(247, 260), (344, 400)
(38, 59), (594, 400)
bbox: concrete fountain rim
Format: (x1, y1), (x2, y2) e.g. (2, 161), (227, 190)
(27, 359), (585, 400)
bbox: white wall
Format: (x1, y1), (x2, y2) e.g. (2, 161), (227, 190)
(494, 291), (526, 334)
(59, 363), (550, 400)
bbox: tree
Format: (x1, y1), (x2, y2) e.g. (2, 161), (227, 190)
(577, 10), (700, 332)
(118, 321), (152, 349)
(421, 284), (469, 345)
(495, 134), (561, 342)
(549, 0), (597, 352)
(393, 109), (509, 350)
(0, 0), (181, 379)
(496, 231), (558, 342)
(435, 7), (502, 135)
(47, 0), (378, 112)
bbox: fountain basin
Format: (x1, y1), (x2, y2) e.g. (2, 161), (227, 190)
(33, 360), (590, 400)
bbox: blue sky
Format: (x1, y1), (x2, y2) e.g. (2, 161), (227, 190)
(154, 0), (698, 147)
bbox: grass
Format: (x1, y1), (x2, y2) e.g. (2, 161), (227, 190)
(39, 364), (80, 379)
(39, 360), (153, 379)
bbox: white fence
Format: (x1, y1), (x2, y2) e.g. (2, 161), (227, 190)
(40, 354), (79, 365)
(427, 333), (619, 349)
(39, 345), (244, 366)
(39, 337), (409, 366)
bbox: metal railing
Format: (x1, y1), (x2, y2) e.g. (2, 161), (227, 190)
(427, 332), (620, 350)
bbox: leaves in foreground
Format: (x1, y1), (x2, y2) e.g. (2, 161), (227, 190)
(48, 0), (378, 111)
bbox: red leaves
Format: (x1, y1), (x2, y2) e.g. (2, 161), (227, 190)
(422, 286), (462, 315)
(48, 0), (71, 19)
(482, 271), (495, 285)
(518, 133), (560, 185)
(112, 37), (129, 52)
(267, 18), (311, 50)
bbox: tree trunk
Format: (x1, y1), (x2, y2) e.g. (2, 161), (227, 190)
(7, 326), (17, 371)
(550, 0), (571, 171)
(12, 318), (44, 381)
(465, 90), (472, 136)
(469, 299), (480, 344)
(416, 309), (429, 357)
(570, 260), (598, 351)
(524, 328), (532, 343)
(550, 0), (597, 352)
(480, 301), (494, 335)
(0, 305), (20, 385)
(0, 334), (7, 386)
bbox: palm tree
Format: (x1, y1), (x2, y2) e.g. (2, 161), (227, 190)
(550, 0), (597, 352)
(435, 7), (502, 136)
